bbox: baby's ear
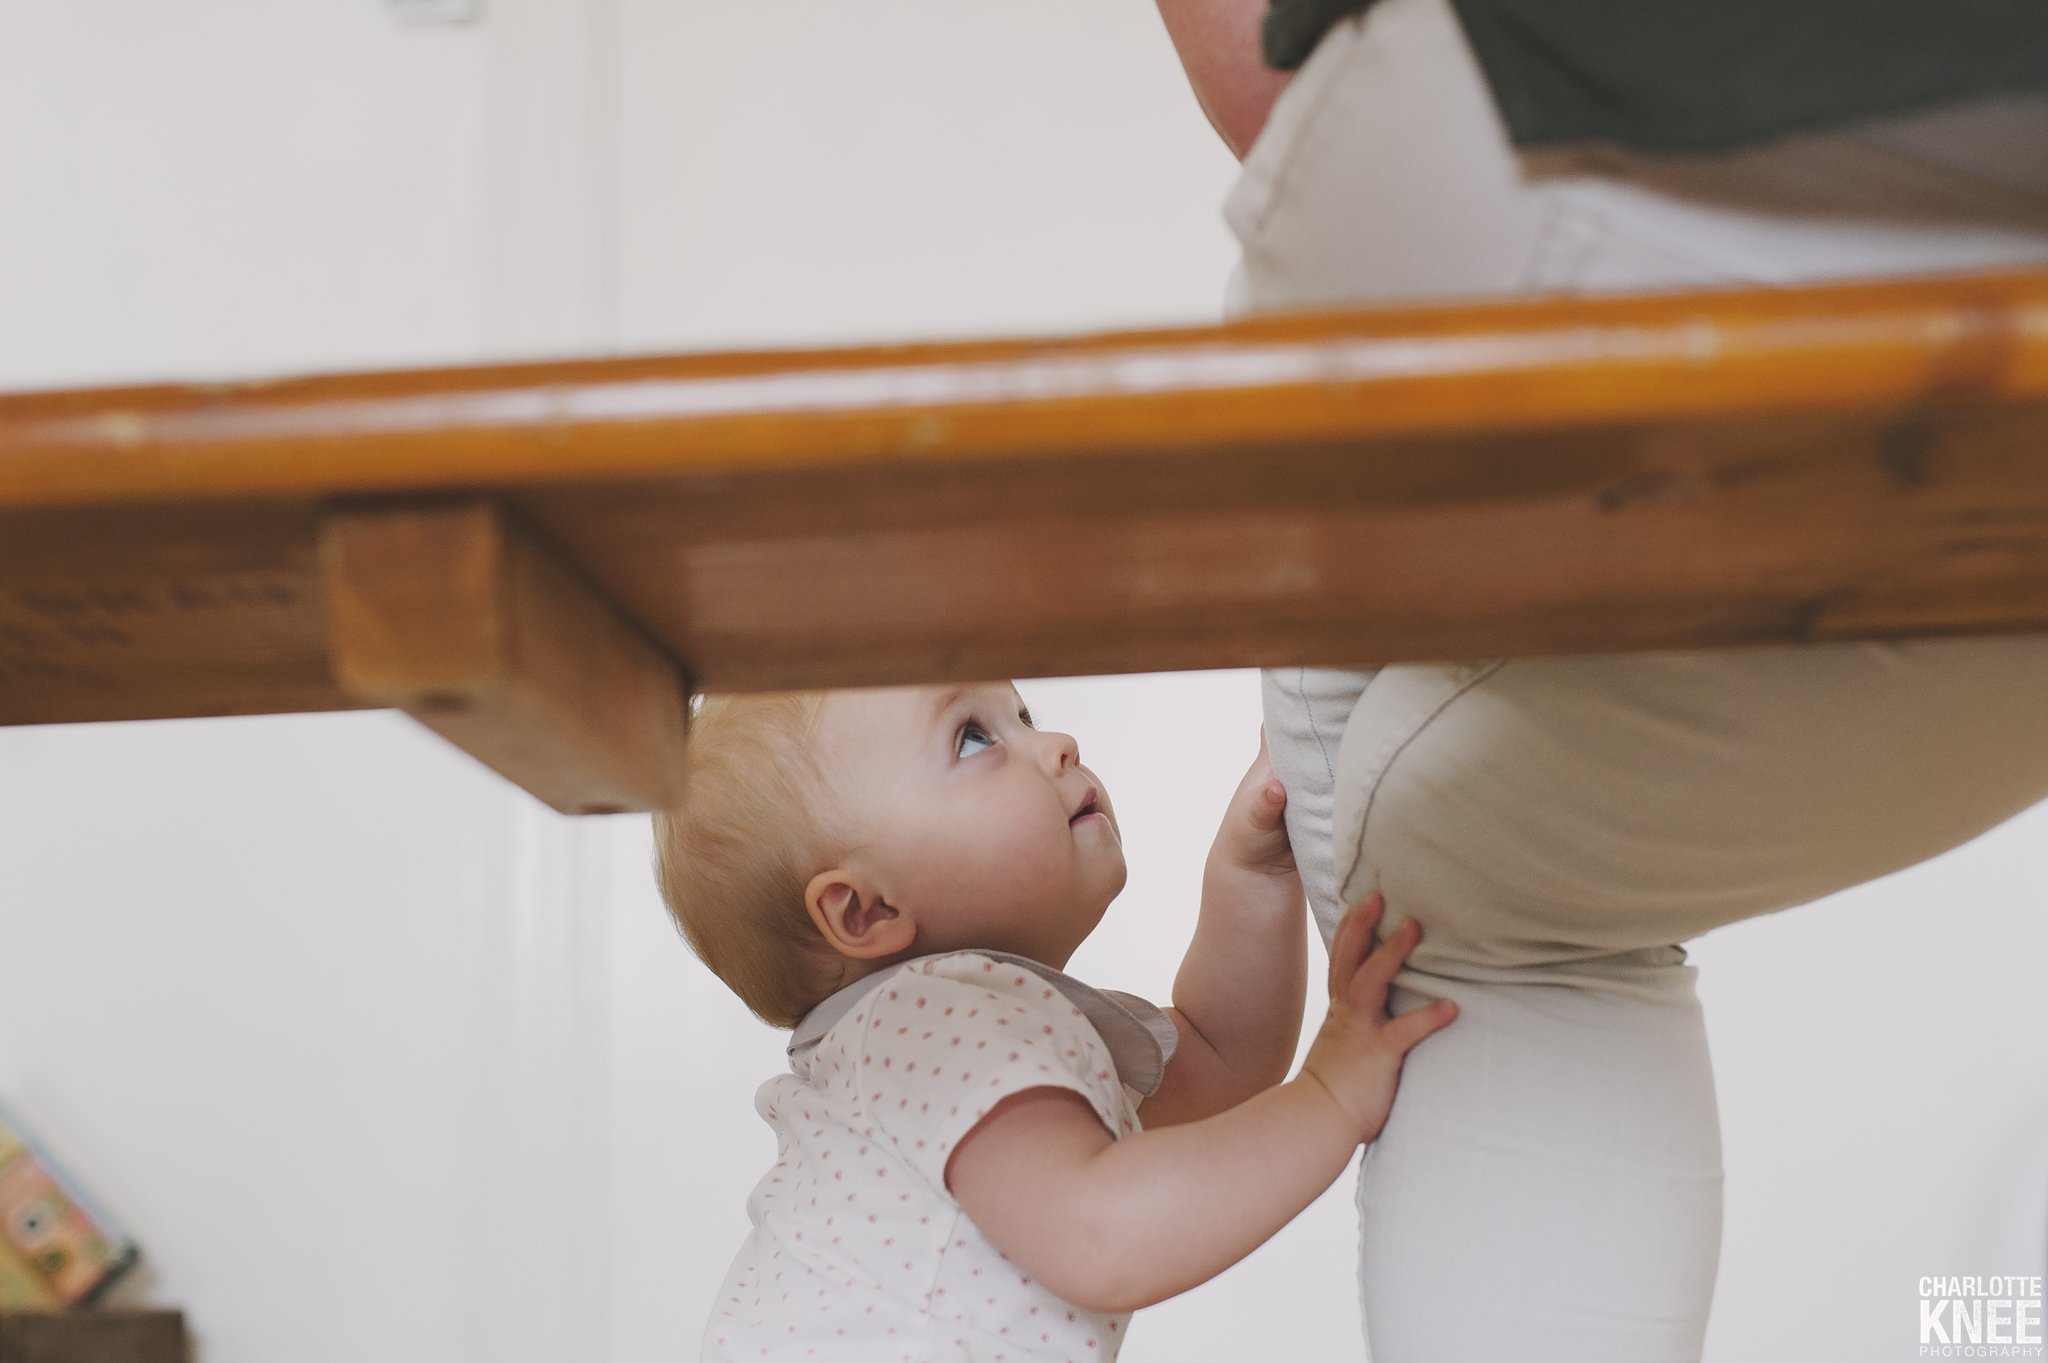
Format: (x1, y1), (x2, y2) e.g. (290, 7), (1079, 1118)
(805, 872), (915, 959)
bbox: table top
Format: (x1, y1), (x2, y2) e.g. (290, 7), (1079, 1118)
(6, 267), (2046, 809)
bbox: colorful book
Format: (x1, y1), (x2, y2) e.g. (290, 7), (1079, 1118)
(0, 1101), (138, 1308)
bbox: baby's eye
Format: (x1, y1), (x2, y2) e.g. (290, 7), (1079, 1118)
(958, 721), (996, 758)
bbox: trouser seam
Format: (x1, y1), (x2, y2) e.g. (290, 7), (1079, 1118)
(1302, 666), (1340, 785)
(1357, 661), (1510, 848)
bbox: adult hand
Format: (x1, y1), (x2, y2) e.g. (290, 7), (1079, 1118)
(1154, 0), (1297, 161)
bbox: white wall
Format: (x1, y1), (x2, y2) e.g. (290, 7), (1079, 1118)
(1693, 831), (2048, 1361)
(0, 3), (2042, 1362)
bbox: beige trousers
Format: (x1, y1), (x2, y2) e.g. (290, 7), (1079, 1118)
(1223, 0), (2048, 1357)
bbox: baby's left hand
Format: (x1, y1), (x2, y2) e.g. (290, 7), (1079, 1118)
(1208, 727), (1299, 881)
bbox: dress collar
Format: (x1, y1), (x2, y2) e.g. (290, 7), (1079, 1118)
(786, 948), (1179, 1097)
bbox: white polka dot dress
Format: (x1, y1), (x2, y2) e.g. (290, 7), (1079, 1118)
(702, 950), (1177, 1362)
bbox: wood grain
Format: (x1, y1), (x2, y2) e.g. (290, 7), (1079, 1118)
(0, 501), (357, 724)
(3, 268), (2046, 808)
(321, 499), (692, 814)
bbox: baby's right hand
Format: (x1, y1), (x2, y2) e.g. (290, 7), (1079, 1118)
(1298, 891), (1456, 1145)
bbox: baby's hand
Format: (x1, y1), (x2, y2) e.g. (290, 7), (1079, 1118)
(1298, 891), (1457, 1144)
(1207, 726), (1298, 881)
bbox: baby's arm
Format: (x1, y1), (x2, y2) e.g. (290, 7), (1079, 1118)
(1143, 731), (1306, 1127)
(947, 894), (1455, 1314)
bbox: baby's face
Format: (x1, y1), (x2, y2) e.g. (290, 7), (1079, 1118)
(809, 681), (1126, 968)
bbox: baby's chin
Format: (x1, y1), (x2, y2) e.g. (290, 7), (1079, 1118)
(1084, 874), (1127, 934)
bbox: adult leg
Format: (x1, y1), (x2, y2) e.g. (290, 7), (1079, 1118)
(1259, 666), (1377, 934)
(1263, 662), (1733, 1363)
(1328, 644), (2048, 1362)
(1229, 0), (2048, 1357)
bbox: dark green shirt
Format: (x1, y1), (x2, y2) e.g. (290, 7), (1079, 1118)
(1263, 0), (2048, 152)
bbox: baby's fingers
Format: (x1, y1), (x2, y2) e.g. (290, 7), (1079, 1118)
(1251, 778), (1288, 828)
(1382, 994), (1458, 1053)
(1342, 912), (1423, 1014)
(1326, 892), (1382, 998)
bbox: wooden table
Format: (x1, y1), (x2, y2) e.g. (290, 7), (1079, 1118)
(0, 1311), (187, 1363)
(5, 268), (2046, 813)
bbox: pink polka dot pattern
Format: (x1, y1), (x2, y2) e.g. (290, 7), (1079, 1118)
(700, 951), (1139, 1362)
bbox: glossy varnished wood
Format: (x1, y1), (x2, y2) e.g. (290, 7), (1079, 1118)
(3, 267), (2047, 807)
(3, 268), (2048, 510)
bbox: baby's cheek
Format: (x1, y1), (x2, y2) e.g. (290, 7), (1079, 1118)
(998, 826), (1076, 881)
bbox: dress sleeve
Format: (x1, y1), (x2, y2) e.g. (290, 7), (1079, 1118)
(848, 952), (1132, 1192)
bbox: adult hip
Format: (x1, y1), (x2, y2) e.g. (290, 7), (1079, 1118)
(1227, 0), (2048, 1357)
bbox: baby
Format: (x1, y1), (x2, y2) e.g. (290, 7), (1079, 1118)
(652, 680), (1457, 1361)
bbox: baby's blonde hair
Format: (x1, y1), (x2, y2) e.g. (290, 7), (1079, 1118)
(652, 690), (858, 1029)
